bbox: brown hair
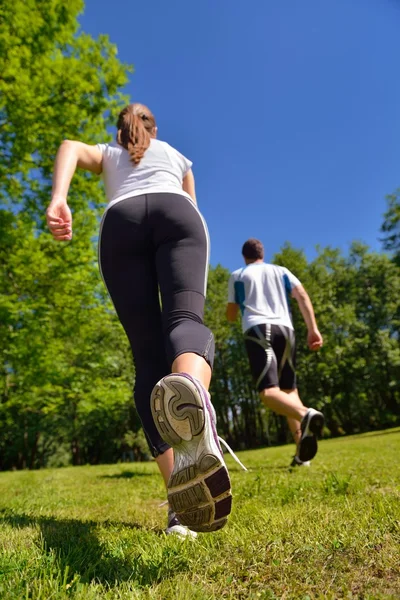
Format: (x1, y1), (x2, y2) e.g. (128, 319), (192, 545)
(242, 238), (264, 261)
(116, 103), (156, 165)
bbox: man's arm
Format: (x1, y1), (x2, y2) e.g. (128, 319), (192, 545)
(226, 302), (239, 322)
(291, 285), (323, 350)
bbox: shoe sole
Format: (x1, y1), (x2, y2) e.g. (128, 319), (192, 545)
(298, 411), (324, 462)
(150, 374), (232, 532)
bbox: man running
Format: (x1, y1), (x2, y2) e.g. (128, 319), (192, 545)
(226, 238), (324, 465)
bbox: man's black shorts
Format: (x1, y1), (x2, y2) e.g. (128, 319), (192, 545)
(244, 323), (296, 391)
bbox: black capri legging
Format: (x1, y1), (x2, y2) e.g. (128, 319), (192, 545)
(99, 193), (215, 457)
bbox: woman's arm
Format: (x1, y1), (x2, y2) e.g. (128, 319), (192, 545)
(51, 140), (102, 199)
(47, 140), (103, 241)
(183, 169), (197, 205)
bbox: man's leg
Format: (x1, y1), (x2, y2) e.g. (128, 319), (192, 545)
(283, 389), (304, 446)
(259, 387), (308, 420)
(245, 324), (323, 462)
(244, 325), (304, 419)
(280, 335), (308, 454)
(244, 325), (307, 419)
(274, 331), (306, 447)
(283, 390), (314, 464)
(286, 417), (301, 445)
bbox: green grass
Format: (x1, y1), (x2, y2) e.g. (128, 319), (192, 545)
(0, 430), (399, 599)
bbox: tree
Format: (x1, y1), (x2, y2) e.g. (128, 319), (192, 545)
(1, 0), (399, 468)
(275, 243), (400, 436)
(381, 190), (400, 266)
(0, 0), (130, 217)
(0, 0), (142, 469)
(205, 242), (400, 450)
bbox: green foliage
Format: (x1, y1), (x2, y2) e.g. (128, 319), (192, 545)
(291, 243), (400, 436)
(0, 0), (137, 469)
(205, 243), (400, 448)
(0, 0), (131, 216)
(381, 189), (400, 265)
(0, 0), (399, 469)
(0, 204), (136, 469)
(0, 429), (399, 598)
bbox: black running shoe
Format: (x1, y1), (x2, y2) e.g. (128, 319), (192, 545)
(298, 408), (324, 462)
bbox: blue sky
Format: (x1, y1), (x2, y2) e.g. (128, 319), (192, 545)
(80, 0), (400, 271)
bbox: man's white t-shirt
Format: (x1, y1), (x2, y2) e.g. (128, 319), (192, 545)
(96, 139), (193, 210)
(228, 263), (301, 333)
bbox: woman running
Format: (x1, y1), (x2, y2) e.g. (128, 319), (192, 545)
(46, 103), (232, 536)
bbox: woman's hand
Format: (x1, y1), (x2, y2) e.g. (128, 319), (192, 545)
(46, 199), (72, 241)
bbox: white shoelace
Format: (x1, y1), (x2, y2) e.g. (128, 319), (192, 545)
(203, 389), (248, 471)
(218, 436), (248, 471)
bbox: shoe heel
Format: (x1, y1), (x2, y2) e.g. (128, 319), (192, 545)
(204, 466), (231, 498)
(177, 495), (232, 533)
(150, 375), (206, 446)
(168, 482), (210, 513)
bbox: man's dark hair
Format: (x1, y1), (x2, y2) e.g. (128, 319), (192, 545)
(242, 238), (264, 261)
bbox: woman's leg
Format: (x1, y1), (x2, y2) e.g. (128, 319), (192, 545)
(99, 198), (173, 485)
(172, 352), (211, 389)
(149, 194), (231, 533)
(155, 448), (174, 487)
(151, 194), (214, 378)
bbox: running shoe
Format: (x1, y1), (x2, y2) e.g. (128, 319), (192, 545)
(290, 455), (311, 467)
(150, 373), (232, 532)
(298, 408), (324, 462)
(165, 508), (197, 539)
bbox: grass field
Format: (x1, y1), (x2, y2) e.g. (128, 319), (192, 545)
(0, 429), (399, 600)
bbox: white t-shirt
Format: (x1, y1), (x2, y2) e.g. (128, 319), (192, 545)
(96, 139), (193, 210)
(228, 263), (301, 333)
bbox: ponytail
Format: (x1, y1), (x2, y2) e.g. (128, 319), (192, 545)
(116, 103), (156, 165)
